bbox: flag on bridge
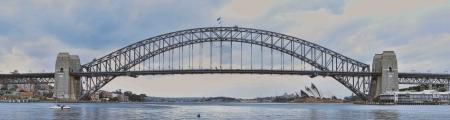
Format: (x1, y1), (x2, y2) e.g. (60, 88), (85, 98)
(217, 17), (222, 26)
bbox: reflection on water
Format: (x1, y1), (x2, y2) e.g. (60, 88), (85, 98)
(0, 103), (448, 120)
(372, 110), (399, 120)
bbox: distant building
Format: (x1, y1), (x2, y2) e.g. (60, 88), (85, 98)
(91, 92), (100, 102)
(379, 90), (450, 104)
(280, 92), (297, 99)
(99, 90), (113, 98)
(19, 92), (33, 98)
(112, 93), (129, 102)
(120, 95), (129, 102)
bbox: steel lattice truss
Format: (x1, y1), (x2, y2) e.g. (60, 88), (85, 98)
(80, 27), (371, 100)
(0, 73), (54, 84)
(1, 78), (54, 84)
(398, 73), (450, 85)
(399, 77), (450, 84)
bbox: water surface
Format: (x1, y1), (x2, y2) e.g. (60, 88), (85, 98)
(0, 103), (448, 120)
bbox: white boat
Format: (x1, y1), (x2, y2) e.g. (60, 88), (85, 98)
(50, 105), (71, 109)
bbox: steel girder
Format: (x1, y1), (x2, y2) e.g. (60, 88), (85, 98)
(79, 27), (371, 100)
(397, 72), (450, 85)
(0, 73), (54, 84)
(0, 73), (54, 78)
(0, 77), (54, 84)
(72, 70), (378, 77)
(398, 77), (450, 85)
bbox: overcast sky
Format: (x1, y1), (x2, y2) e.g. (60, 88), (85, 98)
(1, 0), (449, 98)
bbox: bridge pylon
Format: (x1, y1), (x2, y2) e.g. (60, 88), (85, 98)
(369, 51), (399, 100)
(53, 52), (81, 101)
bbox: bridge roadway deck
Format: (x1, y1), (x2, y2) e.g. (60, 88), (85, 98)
(1, 70), (449, 85)
(0, 73), (54, 78)
(0, 70), (449, 78)
(71, 69), (379, 77)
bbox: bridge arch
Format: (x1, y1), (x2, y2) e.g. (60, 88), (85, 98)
(79, 27), (371, 100)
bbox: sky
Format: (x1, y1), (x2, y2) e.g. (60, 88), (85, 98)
(0, 0), (449, 98)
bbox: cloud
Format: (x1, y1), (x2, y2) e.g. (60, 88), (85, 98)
(215, 0), (279, 21)
(0, 34), (109, 73)
(394, 33), (450, 72)
(344, 0), (448, 18)
(256, 0), (450, 64)
(0, 47), (37, 73)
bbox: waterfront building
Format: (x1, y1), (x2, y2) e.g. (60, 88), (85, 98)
(90, 92), (100, 102)
(112, 93), (129, 102)
(19, 92), (33, 99)
(99, 90), (113, 98)
(379, 90), (450, 104)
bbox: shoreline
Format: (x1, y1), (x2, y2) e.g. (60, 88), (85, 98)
(2, 100), (449, 105)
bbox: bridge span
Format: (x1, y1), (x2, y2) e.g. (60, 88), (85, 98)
(2, 70), (449, 84)
(0, 27), (449, 101)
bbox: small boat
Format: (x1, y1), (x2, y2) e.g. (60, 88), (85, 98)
(50, 104), (71, 109)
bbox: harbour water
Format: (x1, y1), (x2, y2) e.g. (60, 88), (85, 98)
(0, 103), (449, 120)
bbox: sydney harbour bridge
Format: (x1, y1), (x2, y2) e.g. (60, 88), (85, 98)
(1, 27), (449, 101)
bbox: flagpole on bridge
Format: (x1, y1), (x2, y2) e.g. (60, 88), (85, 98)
(217, 17), (222, 27)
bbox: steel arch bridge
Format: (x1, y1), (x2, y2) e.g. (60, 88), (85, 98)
(1, 27), (450, 101)
(79, 27), (371, 100)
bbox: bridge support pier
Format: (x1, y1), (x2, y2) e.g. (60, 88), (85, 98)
(53, 53), (81, 101)
(369, 51), (399, 100)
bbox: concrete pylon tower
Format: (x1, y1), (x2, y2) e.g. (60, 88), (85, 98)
(369, 51), (399, 99)
(54, 52), (81, 101)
